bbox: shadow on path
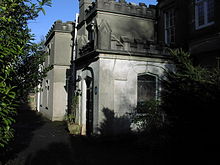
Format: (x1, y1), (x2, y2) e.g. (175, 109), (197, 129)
(3, 109), (71, 165)
(1, 109), (46, 164)
(2, 108), (220, 165)
(24, 142), (75, 165)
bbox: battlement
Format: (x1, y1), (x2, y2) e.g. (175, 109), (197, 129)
(46, 20), (74, 40)
(85, 0), (156, 19)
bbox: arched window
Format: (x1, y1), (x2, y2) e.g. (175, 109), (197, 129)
(137, 74), (158, 113)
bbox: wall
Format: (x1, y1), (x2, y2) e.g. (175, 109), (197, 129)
(76, 53), (172, 134)
(96, 12), (155, 52)
(39, 22), (74, 121)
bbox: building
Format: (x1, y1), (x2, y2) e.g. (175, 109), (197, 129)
(74, 0), (172, 135)
(37, 20), (75, 121)
(157, 0), (220, 67)
(37, 0), (219, 135)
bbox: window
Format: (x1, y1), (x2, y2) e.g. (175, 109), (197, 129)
(195, 0), (214, 29)
(216, 57), (220, 69)
(137, 74), (158, 113)
(87, 22), (95, 42)
(88, 30), (94, 41)
(45, 79), (50, 109)
(164, 9), (175, 45)
(40, 83), (43, 107)
(46, 44), (51, 66)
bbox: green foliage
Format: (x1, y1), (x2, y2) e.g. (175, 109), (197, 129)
(0, 0), (52, 148)
(132, 99), (166, 132)
(71, 95), (79, 114)
(65, 114), (76, 124)
(0, 78), (16, 148)
(161, 49), (220, 130)
(66, 95), (79, 124)
(12, 40), (53, 103)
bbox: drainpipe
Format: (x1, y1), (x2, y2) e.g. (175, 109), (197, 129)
(68, 13), (79, 114)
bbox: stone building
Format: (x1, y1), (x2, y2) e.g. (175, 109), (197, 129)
(37, 20), (75, 121)
(157, 0), (220, 67)
(75, 0), (172, 135)
(38, 0), (219, 135)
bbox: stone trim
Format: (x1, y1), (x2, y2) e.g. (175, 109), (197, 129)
(85, 0), (156, 19)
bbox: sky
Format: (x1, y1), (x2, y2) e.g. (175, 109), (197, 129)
(29, 0), (157, 43)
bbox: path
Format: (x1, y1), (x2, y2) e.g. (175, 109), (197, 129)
(4, 110), (74, 165)
(4, 110), (159, 165)
(3, 110), (219, 165)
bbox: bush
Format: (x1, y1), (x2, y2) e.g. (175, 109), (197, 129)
(161, 49), (220, 135)
(0, 0), (52, 148)
(131, 99), (166, 132)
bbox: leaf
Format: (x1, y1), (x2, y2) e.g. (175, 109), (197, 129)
(41, 7), (46, 15)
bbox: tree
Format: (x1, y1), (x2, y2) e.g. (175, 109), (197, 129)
(0, 0), (52, 148)
(161, 49), (220, 137)
(12, 39), (53, 103)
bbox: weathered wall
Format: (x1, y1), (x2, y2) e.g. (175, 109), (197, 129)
(96, 12), (155, 52)
(54, 32), (72, 66)
(39, 21), (74, 121)
(76, 54), (172, 134)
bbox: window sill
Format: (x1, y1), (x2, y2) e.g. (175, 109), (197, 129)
(195, 22), (215, 30)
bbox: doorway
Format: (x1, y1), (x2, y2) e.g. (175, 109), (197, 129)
(85, 77), (93, 135)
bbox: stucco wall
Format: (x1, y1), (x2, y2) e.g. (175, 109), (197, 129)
(39, 30), (73, 121)
(54, 32), (72, 66)
(76, 54), (172, 134)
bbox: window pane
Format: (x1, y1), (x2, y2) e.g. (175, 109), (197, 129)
(198, 3), (205, 26)
(137, 75), (156, 103)
(207, 0), (214, 23)
(170, 28), (175, 43)
(164, 9), (175, 44)
(165, 12), (169, 28)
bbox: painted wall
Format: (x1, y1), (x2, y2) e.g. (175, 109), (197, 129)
(39, 23), (73, 121)
(76, 54), (172, 134)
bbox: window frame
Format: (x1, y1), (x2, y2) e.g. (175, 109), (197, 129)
(164, 8), (176, 45)
(195, 0), (214, 30)
(136, 73), (159, 114)
(137, 73), (159, 102)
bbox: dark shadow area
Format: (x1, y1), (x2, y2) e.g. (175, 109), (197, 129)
(67, 107), (170, 165)
(2, 105), (219, 164)
(93, 107), (220, 165)
(160, 66), (220, 164)
(0, 106), (46, 164)
(68, 132), (170, 165)
(24, 142), (75, 165)
(98, 107), (131, 136)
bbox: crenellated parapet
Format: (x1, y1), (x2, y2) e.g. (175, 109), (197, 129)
(46, 20), (74, 40)
(85, 0), (156, 19)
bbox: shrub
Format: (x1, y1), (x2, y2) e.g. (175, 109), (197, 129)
(131, 99), (166, 132)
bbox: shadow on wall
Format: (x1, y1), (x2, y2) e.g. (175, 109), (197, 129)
(98, 108), (131, 136)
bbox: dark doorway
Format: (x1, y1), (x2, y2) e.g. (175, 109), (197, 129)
(86, 77), (93, 135)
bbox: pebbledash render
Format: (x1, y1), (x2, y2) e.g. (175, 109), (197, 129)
(37, 0), (174, 135)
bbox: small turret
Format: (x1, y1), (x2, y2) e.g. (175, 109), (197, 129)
(78, 0), (92, 24)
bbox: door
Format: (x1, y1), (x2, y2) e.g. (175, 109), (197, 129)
(86, 78), (93, 135)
